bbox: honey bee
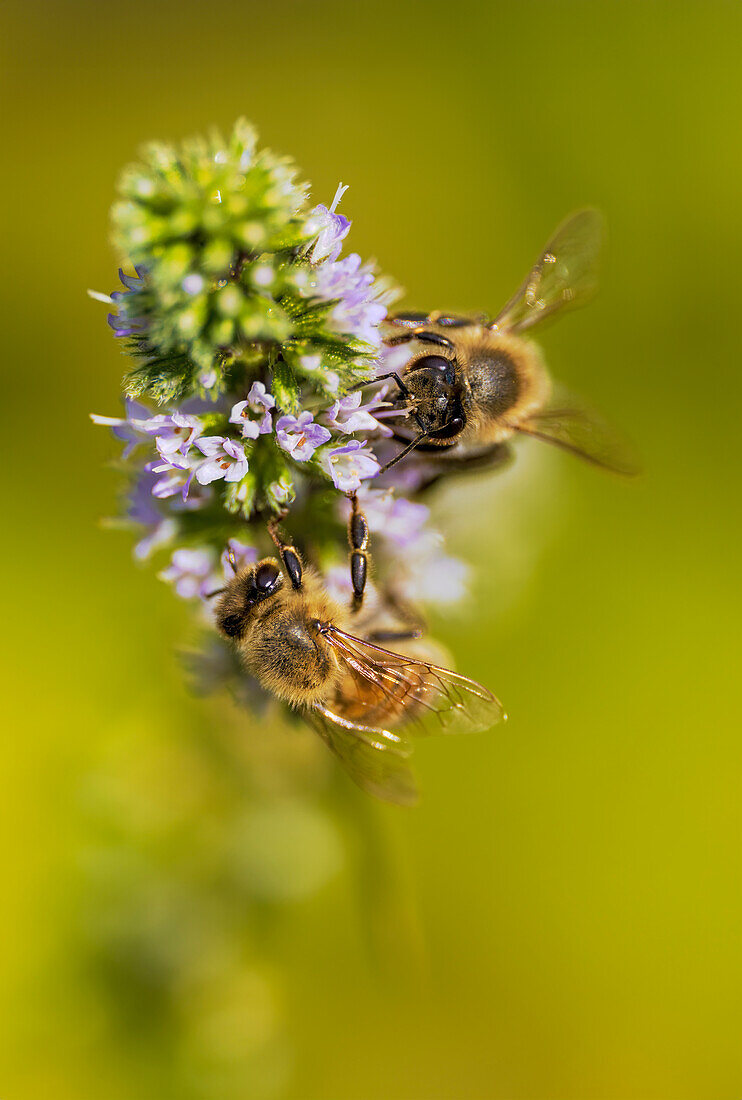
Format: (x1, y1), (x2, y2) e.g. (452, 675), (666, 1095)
(368, 209), (636, 483)
(213, 498), (503, 804)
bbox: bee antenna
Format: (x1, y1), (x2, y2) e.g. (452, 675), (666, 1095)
(267, 511), (289, 551)
(377, 431), (429, 474)
(205, 587), (226, 599)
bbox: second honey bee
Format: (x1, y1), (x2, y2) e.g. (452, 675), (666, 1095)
(366, 209), (636, 485)
(213, 498), (503, 804)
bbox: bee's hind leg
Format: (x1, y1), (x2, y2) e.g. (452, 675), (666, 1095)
(365, 594), (426, 643)
(346, 500), (426, 643)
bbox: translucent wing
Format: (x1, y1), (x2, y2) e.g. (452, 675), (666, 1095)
(512, 404), (640, 476)
(305, 704), (419, 806)
(493, 209), (604, 334)
(319, 625), (505, 737)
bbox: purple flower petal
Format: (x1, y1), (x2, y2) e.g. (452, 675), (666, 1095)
(324, 439), (380, 492)
(193, 437), (248, 484)
(323, 387), (392, 436)
(308, 184), (351, 263)
(276, 411), (332, 462)
(159, 547), (220, 600)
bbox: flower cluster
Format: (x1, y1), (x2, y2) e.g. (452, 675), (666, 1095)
(93, 380), (387, 506)
(103, 121), (395, 407)
(94, 121), (402, 538)
(92, 119), (469, 713)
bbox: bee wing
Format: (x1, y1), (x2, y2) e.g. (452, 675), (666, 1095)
(512, 402), (640, 476)
(493, 209), (604, 334)
(305, 705), (419, 806)
(320, 626), (506, 737)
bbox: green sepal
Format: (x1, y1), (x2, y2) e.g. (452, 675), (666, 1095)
(270, 357), (300, 414)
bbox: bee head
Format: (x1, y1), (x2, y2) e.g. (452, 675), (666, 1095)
(215, 557), (284, 639)
(405, 354), (467, 440)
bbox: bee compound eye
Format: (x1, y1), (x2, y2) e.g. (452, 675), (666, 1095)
(255, 562), (281, 592)
(416, 355), (451, 374)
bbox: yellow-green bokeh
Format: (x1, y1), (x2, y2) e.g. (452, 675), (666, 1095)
(3, 2), (742, 1097)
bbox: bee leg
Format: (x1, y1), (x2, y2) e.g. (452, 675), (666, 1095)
(385, 311), (442, 328)
(347, 492), (370, 612)
(383, 329), (456, 353)
(267, 514), (304, 590)
(356, 370), (413, 397)
(365, 593), (425, 642)
(366, 629), (421, 642)
(412, 441), (515, 494)
(377, 430), (431, 473)
(366, 620), (424, 643)
(351, 371), (428, 434)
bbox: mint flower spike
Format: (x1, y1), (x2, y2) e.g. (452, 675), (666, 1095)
(109, 119), (310, 402)
(104, 118), (399, 412)
(95, 117), (433, 645)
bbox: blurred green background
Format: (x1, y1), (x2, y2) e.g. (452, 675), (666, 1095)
(3, 1), (742, 1097)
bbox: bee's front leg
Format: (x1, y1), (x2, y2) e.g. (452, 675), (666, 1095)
(267, 513), (304, 590)
(346, 492), (370, 613)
